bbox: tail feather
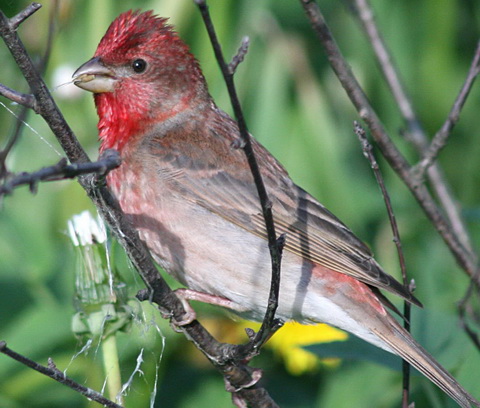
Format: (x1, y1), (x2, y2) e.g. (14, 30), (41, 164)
(373, 318), (480, 408)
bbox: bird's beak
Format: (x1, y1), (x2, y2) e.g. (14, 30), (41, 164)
(72, 57), (117, 93)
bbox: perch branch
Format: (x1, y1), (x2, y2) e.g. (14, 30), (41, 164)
(195, 0), (284, 357)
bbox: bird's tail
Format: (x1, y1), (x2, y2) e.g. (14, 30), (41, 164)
(373, 315), (480, 408)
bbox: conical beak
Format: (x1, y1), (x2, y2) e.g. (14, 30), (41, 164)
(72, 57), (117, 93)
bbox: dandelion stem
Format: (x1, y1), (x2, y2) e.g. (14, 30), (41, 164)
(102, 334), (124, 406)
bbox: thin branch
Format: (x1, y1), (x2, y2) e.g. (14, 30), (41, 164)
(416, 39), (480, 175)
(194, 0), (284, 355)
(0, 84), (36, 110)
(427, 166), (476, 258)
(298, 0), (479, 281)
(309, 0), (480, 359)
(349, 0), (424, 146)
(0, 341), (122, 408)
(1, 1), (57, 181)
(1, 0), (57, 170)
(0, 149), (121, 196)
(0, 5), (88, 164)
(355, 122), (412, 407)
(228, 36), (250, 74)
(299, 0), (410, 174)
(9, 2), (42, 30)
(458, 277), (480, 350)
(348, 0), (476, 259)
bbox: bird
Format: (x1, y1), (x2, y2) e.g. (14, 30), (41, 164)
(72, 10), (479, 407)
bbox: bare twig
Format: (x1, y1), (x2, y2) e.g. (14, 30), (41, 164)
(9, 2), (42, 30)
(349, 0), (424, 146)
(0, 0), (58, 180)
(427, 166), (475, 257)
(416, 40), (480, 175)
(0, 341), (122, 408)
(458, 278), (480, 350)
(228, 36), (250, 74)
(0, 6), (87, 164)
(354, 123), (408, 285)
(348, 0), (480, 353)
(0, 84), (36, 110)
(355, 122), (412, 407)
(298, 0), (479, 281)
(348, 0), (477, 260)
(194, 0), (284, 356)
(0, 149), (121, 196)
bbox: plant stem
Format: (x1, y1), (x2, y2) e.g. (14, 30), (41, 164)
(102, 334), (123, 406)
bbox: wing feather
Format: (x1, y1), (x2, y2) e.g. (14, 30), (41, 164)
(142, 108), (421, 307)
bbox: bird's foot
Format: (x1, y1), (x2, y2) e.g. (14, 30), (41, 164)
(167, 288), (247, 331)
(227, 367), (263, 408)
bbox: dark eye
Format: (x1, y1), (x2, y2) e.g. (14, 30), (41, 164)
(132, 59), (147, 73)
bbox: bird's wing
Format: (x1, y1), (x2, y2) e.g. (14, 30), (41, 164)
(143, 109), (420, 306)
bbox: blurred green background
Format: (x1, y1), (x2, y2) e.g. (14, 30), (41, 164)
(1, 0), (480, 407)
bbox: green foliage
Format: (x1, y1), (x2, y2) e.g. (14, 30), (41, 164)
(1, 0), (479, 407)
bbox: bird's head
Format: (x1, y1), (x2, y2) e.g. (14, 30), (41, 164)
(73, 10), (209, 151)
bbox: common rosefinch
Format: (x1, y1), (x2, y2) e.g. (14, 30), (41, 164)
(73, 10), (479, 407)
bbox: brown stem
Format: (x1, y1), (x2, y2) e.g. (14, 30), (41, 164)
(348, 0), (477, 261)
(194, 0), (285, 356)
(0, 341), (122, 408)
(9, 2), (42, 30)
(416, 40), (480, 175)
(1, 1), (57, 180)
(0, 149), (121, 196)
(0, 84), (36, 110)
(299, 0), (478, 280)
(354, 122), (412, 407)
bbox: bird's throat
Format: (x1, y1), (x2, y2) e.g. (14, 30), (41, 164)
(95, 92), (145, 152)
(95, 91), (193, 153)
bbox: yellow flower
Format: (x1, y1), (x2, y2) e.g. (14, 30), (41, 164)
(239, 321), (348, 376)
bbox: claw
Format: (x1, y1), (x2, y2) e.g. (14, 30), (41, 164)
(168, 293), (197, 331)
(224, 367), (263, 392)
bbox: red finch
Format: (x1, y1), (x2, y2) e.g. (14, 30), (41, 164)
(73, 10), (479, 407)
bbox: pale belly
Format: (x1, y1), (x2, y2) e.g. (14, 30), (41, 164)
(109, 162), (391, 352)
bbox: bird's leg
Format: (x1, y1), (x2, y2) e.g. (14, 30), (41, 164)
(163, 288), (248, 330)
(174, 288), (249, 313)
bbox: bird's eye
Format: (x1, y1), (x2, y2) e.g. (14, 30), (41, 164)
(132, 59), (147, 73)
